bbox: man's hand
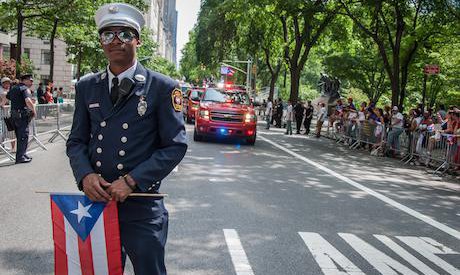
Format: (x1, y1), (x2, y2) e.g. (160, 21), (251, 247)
(107, 178), (133, 203)
(82, 173), (111, 202)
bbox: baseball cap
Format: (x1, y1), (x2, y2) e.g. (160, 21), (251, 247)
(1, 77), (11, 83)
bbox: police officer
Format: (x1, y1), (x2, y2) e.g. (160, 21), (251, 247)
(294, 100), (304, 134)
(6, 74), (36, 164)
(66, 3), (187, 275)
(304, 100), (314, 135)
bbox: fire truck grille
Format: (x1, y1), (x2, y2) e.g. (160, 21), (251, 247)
(210, 111), (243, 123)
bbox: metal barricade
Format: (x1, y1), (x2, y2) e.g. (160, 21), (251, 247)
(0, 103), (75, 161)
(0, 105), (16, 160)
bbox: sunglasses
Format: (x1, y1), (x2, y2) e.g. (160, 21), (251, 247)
(100, 30), (137, 45)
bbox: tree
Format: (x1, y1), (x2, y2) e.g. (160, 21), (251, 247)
(339, 0), (448, 109)
(323, 30), (389, 103)
(269, 1), (339, 102)
(0, 0), (55, 77)
(227, 0), (284, 100)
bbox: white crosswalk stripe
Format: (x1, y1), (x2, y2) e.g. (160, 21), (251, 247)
(222, 229), (460, 275)
(299, 232), (365, 275)
(223, 229), (255, 275)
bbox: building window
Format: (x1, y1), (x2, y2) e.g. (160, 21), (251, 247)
(41, 49), (50, 65)
(2, 45), (10, 59)
(23, 48), (30, 59)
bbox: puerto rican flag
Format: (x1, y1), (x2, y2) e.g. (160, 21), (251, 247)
(50, 194), (123, 275)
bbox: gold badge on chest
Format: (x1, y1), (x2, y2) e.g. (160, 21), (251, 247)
(137, 95), (148, 116)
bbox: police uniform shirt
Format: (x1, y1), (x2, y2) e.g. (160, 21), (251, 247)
(6, 83), (32, 110)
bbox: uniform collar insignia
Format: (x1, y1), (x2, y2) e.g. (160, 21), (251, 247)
(101, 72), (107, 80)
(134, 74), (145, 82)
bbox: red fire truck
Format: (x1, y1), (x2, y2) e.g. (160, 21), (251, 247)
(194, 88), (257, 145)
(182, 88), (205, 123)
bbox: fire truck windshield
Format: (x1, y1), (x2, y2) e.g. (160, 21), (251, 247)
(202, 89), (250, 105)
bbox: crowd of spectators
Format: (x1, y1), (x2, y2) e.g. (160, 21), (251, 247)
(262, 96), (460, 172)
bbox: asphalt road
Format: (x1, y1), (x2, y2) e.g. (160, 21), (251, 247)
(0, 122), (459, 275)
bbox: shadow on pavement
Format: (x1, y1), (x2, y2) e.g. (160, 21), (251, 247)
(0, 248), (53, 275)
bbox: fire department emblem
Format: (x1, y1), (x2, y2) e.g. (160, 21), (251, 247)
(172, 88), (182, 112)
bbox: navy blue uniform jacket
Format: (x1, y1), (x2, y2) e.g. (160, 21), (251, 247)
(66, 63), (187, 221)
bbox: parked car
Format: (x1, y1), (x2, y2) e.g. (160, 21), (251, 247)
(194, 88), (257, 145)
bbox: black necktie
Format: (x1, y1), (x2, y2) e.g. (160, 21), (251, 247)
(110, 77), (119, 105)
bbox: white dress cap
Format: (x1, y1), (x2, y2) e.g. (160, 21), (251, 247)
(95, 3), (145, 36)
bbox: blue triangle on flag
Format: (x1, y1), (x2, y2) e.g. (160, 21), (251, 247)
(51, 194), (106, 241)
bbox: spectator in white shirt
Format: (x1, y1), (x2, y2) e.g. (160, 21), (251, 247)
(316, 102), (327, 138)
(265, 98), (273, 129)
(387, 106), (404, 155)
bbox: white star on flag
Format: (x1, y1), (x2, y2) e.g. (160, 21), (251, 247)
(70, 201), (93, 223)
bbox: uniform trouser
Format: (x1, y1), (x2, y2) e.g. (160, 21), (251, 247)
(295, 117), (303, 133)
(304, 118), (312, 134)
(13, 116), (30, 161)
(120, 213), (169, 275)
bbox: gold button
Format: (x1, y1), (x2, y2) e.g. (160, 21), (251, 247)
(117, 164), (124, 170)
(122, 123), (129, 129)
(98, 134), (103, 141)
(119, 150), (126, 157)
(96, 147), (102, 154)
(121, 137), (127, 143)
(100, 121), (107, 127)
(96, 161), (101, 167)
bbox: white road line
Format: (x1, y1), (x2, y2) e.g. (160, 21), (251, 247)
(223, 229), (255, 275)
(298, 232), (365, 275)
(374, 235), (439, 275)
(259, 135), (460, 240)
(397, 236), (460, 274)
(339, 233), (419, 275)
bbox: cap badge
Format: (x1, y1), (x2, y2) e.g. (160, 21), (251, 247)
(108, 5), (119, 13)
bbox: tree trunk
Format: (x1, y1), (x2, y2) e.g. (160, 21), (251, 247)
(15, 12), (24, 78)
(289, 66), (300, 102)
(49, 18), (59, 82)
(269, 65), (281, 101)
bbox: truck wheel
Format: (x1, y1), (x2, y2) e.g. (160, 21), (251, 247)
(193, 128), (202, 142)
(247, 134), (256, 145)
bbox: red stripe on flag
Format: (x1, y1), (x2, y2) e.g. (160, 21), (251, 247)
(78, 235), (95, 275)
(103, 201), (123, 275)
(51, 199), (68, 275)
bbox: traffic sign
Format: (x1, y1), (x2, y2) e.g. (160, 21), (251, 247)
(423, 64), (440, 75)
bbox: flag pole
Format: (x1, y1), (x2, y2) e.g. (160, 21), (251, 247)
(35, 191), (167, 198)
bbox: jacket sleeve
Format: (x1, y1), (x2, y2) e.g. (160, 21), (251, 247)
(66, 82), (94, 189)
(129, 83), (187, 192)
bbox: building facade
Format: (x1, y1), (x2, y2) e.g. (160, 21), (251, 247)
(145, 0), (178, 64)
(0, 31), (73, 92)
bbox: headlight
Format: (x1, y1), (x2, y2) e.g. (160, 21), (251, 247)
(200, 110), (210, 119)
(245, 113), (253, 123)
